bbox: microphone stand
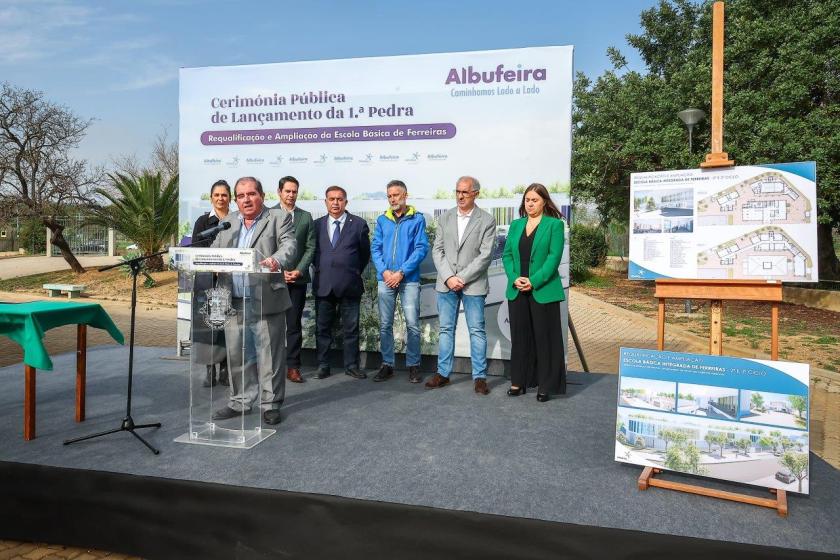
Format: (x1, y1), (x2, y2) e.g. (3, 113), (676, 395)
(63, 249), (169, 455)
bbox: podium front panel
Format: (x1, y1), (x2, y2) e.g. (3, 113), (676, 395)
(177, 271), (274, 449)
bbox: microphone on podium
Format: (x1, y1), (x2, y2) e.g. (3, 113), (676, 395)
(195, 221), (231, 239)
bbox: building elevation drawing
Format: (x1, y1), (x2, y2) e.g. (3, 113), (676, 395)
(696, 171), (812, 226)
(696, 225), (814, 281)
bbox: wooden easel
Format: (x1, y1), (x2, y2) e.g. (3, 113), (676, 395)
(637, 1), (788, 516)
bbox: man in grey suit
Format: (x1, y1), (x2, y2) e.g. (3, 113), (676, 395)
(425, 176), (497, 395)
(211, 176), (296, 425)
(274, 176), (315, 384)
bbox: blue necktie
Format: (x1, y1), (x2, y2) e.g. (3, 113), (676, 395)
(331, 220), (341, 248)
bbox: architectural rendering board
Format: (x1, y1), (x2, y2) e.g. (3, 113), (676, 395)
(628, 162), (817, 281)
(615, 348), (811, 494)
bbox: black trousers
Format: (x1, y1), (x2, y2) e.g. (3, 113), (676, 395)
(508, 293), (566, 394)
(285, 283), (308, 368)
(315, 293), (361, 370)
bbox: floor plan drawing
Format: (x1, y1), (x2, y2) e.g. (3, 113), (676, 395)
(697, 226), (814, 281)
(696, 172), (812, 226)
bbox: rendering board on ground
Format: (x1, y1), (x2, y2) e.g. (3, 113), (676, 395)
(628, 162), (817, 281)
(615, 348), (811, 494)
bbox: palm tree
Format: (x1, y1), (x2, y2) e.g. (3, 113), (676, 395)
(93, 172), (179, 271)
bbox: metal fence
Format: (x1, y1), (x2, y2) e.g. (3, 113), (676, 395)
(50, 215), (109, 256)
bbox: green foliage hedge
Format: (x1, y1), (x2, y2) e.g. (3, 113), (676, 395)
(570, 223), (608, 283)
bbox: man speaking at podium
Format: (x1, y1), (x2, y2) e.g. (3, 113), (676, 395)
(211, 176), (296, 426)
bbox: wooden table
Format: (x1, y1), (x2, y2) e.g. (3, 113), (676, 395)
(0, 300), (124, 440)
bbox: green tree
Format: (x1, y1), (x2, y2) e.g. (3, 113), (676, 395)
(788, 395), (807, 420)
(664, 445), (685, 471)
(703, 432), (714, 453)
(660, 428), (687, 452)
(780, 452), (809, 492)
(750, 392), (765, 411)
(735, 438), (751, 457)
(779, 436), (794, 454)
(573, 0), (840, 278)
(758, 436), (774, 453)
(92, 172), (179, 271)
(769, 430), (783, 454)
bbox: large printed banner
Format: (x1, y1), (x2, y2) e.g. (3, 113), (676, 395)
(178, 46), (573, 360)
(628, 162), (818, 281)
(615, 348), (810, 494)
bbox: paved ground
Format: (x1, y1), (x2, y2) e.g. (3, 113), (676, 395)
(0, 540), (141, 560)
(1, 284), (838, 558)
(0, 256), (121, 280)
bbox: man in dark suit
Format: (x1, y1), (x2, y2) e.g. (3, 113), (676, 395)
(210, 176), (296, 426)
(312, 185), (371, 380)
(273, 176), (315, 384)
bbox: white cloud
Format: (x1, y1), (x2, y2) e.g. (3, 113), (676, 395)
(110, 55), (179, 91)
(0, 1), (177, 92)
(0, 1), (95, 63)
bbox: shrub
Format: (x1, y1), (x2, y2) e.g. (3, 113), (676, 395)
(570, 223), (608, 283)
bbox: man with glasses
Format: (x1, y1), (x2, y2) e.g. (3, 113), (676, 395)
(210, 176), (296, 426)
(425, 176), (497, 395)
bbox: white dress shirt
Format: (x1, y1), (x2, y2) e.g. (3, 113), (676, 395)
(457, 208), (474, 245)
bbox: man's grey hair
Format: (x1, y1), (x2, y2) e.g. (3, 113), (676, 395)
(456, 176), (480, 192)
(386, 179), (407, 193)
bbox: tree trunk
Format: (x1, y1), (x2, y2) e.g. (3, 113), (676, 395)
(43, 217), (85, 273)
(146, 253), (164, 272)
(817, 223), (840, 281)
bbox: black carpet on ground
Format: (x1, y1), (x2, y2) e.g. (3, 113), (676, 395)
(0, 346), (838, 559)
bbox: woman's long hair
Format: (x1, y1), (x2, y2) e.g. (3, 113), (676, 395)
(518, 183), (563, 219)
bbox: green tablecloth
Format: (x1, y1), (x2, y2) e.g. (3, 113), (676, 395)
(0, 300), (124, 370)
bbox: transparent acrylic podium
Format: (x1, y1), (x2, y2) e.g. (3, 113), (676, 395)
(172, 250), (276, 449)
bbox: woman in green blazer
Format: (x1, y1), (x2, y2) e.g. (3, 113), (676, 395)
(502, 183), (567, 402)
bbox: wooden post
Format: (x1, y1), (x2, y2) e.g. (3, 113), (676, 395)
(24, 365), (36, 440)
(709, 299), (723, 355)
(770, 302), (779, 360)
(700, 1), (734, 169)
(657, 299), (666, 350)
(76, 324), (87, 422)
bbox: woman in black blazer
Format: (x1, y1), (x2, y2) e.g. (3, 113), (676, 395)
(191, 180), (231, 387)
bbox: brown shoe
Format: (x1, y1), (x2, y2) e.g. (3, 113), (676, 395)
(425, 373), (450, 389)
(474, 378), (490, 395)
(286, 368), (305, 383)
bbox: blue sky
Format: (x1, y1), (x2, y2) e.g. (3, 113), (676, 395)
(0, 0), (660, 167)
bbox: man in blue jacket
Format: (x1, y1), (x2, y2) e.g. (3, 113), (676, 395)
(371, 180), (429, 383)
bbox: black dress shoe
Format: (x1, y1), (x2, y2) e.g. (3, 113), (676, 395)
(408, 366), (422, 384)
(345, 368), (368, 379)
(315, 368), (331, 379)
(212, 406), (248, 421)
(218, 363), (229, 386)
(507, 386), (525, 396)
(373, 364), (394, 382)
(262, 409), (282, 425)
(536, 393), (550, 403)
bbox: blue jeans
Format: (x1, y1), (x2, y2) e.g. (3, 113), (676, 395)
(378, 281), (421, 367)
(436, 290), (487, 379)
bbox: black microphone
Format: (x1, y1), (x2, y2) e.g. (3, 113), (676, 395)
(195, 221), (231, 239)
